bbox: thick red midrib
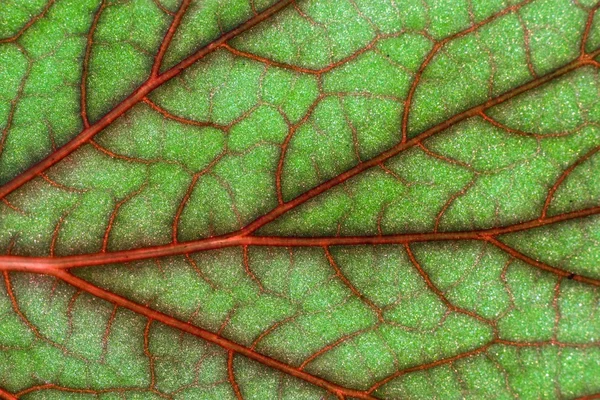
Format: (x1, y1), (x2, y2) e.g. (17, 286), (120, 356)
(0, 205), (598, 272)
(0, 0), (295, 201)
(52, 270), (378, 400)
(0, 387), (17, 400)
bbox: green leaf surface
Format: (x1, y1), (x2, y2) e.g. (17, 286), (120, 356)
(0, 0), (599, 399)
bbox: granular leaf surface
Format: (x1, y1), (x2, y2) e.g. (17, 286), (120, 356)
(0, 0), (599, 399)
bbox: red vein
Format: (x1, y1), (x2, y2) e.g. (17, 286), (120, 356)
(228, 351), (244, 400)
(40, 173), (85, 193)
(0, 0), (295, 200)
(143, 97), (226, 129)
(0, 50), (31, 158)
(100, 304), (118, 363)
(577, 394), (600, 400)
(81, 0), (107, 128)
(0, 387), (17, 400)
(434, 178), (477, 232)
(240, 54), (594, 235)
(143, 319), (156, 389)
(173, 174), (200, 243)
(276, 94), (324, 204)
(368, 344), (492, 393)
(581, 4), (600, 56)
(400, 0), (534, 142)
(0, 0), (56, 44)
(486, 237), (599, 286)
(242, 245), (265, 291)
(324, 247), (383, 322)
(102, 182), (147, 252)
(541, 144), (600, 219)
(50, 270), (377, 400)
(152, 0), (176, 16)
(221, 35), (379, 75)
(1, 205), (599, 275)
(517, 11), (537, 78)
(299, 328), (371, 371)
(151, 0), (192, 77)
(404, 244), (494, 325)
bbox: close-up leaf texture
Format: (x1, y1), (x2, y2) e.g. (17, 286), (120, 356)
(0, 0), (600, 398)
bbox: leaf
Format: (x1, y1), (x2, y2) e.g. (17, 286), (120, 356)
(0, 0), (599, 399)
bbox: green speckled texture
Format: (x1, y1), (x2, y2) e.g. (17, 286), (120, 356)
(0, 0), (600, 399)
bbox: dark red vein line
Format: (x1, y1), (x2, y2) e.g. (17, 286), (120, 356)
(240, 55), (596, 235)
(228, 351), (244, 400)
(541, 144), (600, 219)
(81, 0), (107, 128)
(487, 237), (599, 286)
(0, 205), (598, 272)
(50, 270), (377, 400)
(0, 0), (56, 44)
(0, 0), (295, 200)
(400, 0), (534, 142)
(151, 0), (192, 77)
(0, 387), (17, 400)
(368, 344), (492, 393)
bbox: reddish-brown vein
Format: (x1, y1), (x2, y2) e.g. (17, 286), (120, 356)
(100, 304), (118, 363)
(0, 0), (295, 201)
(276, 94), (325, 204)
(1, 205), (599, 277)
(2, 271), (82, 361)
(0, 387), (17, 400)
(368, 338), (600, 394)
(551, 278), (562, 341)
(102, 181), (147, 252)
(228, 351), (244, 400)
(152, 0), (176, 16)
(434, 178), (478, 232)
(577, 394), (600, 400)
(250, 314), (298, 349)
(221, 34), (380, 75)
(493, 338), (600, 348)
(0, 50), (31, 158)
(3, 271), (42, 338)
(404, 244), (494, 326)
(65, 290), (82, 341)
(89, 139), (152, 164)
(242, 245), (265, 292)
(172, 153), (224, 243)
(49, 270), (377, 400)
(486, 237), (599, 286)
(240, 53), (594, 236)
(368, 343), (492, 393)
(143, 319), (157, 389)
(143, 97), (226, 129)
(40, 173), (86, 193)
(516, 11), (537, 78)
(324, 247), (383, 322)
(541, 144), (600, 219)
(581, 4), (600, 56)
(151, 0), (192, 78)
(49, 211), (69, 257)
(298, 328), (372, 371)
(400, 0), (534, 143)
(173, 174), (201, 243)
(478, 110), (577, 138)
(0, 0), (56, 44)
(81, 0), (107, 128)
(1, 198), (25, 215)
(15, 384), (169, 398)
